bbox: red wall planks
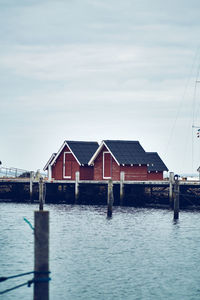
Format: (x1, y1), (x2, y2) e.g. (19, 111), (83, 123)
(80, 166), (94, 180)
(147, 171), (163, 180)
(120, 165), (148, 181)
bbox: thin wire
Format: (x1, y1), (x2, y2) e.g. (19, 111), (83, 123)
(23, 218), (34, 231)
(166, 47), (200, 173)
(192, 81), (200, 127)
(191, 52), (200, 172)
(192, 55), (200, 126)
(0, 281), (32, 295)
(181, 117), (192, 170)
(0, 271), (34, 282)
(0, 271), (50, 282)
(166, 46), (200, 153)
(0, 277), (51, 295)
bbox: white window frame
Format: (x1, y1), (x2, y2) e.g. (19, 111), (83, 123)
(103, 151), (112, 179)
(63, 152), (72, 179)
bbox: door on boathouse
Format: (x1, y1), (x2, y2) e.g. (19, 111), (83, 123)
(63, 152), (75, 179)
(103, 152), (112, 179)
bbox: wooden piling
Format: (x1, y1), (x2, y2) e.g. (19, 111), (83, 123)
(107, 179), (114, 217)
(75, 171), (80, 203)
(39, 178), (44, 210)
(173, 175), (179, 220)
(169, 172), (174, 209)
(30, 171), (34, 203)
(120, 171), (125, 206)
(34, 211), (49, 300)
(150, 187), (153, 199)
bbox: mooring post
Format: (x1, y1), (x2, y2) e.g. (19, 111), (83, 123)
(30, 171), (34, 203)
(169, 172), (174, 209)
(75, 171), (80, 203)
(120, 171), (125, 206)
(34, 210), (49, 300)
(173, 175), (179, 220)
(39, 177), (44, 210)
(107, 179), (114, 217)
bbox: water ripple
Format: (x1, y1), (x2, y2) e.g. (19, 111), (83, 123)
(0, 203), (200, 299)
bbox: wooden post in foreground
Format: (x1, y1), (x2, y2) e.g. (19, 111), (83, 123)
(75, 171), (80, 203)
(169, 172), (174, 209)
(30, 171), (34, 203)
(174, 175), (179, 220)
(39, 177), (44, 210)
(120, 171), (125, 206)
(107, 179), (114, 218)
(34, 211), (49, 300)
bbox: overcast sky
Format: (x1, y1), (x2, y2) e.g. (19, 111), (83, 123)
(1, 0), (200, 174)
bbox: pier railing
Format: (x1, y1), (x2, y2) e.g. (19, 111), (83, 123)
(0, 167), (31, 178)
(0, 167), (46, 179)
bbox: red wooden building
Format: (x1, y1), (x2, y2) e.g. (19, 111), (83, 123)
(44, 141), (99, 180)
(88, 140), (168, 181)
(44, 140), (168, 181)
(88, 140), (149, 181)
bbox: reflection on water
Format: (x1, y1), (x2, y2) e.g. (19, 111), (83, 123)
(0, 203), (200, 300)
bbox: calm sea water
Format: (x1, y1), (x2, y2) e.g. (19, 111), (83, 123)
(0, 203), (200, 300)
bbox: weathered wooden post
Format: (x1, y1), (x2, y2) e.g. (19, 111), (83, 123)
(39, 177), (44, 210)
(120, 171), (125, 206)
(30, 171), (34, 203)
(173, 175), (179, 220)
(75, 171), (80, 203)
(169, 172), (174, 209)
(34, 211), (49, 300)
(107, 179), (114, 217)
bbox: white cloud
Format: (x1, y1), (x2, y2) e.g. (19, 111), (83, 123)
(0, 44), (194, 89)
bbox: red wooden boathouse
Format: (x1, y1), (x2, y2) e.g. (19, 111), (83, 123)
(88, 140), (168, 181)
(44, 140), (168, 181)
(44, 141), (99, 180)
(88, 140), (149, 181)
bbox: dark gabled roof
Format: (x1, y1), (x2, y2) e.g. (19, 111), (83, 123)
(146, 152), (168, 172)
(104, 140), (148, 165)
(66, 141), (99, 165)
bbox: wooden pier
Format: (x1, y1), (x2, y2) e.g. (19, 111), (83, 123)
(0, 173), (200, 209)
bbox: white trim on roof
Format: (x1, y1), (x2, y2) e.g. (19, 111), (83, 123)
(43, 153), (56, 171)
(50, 141), (81, 167)
(88, 141), (120, 166)
(66, 143), (81, 165)
(88, 141), (104, 165)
